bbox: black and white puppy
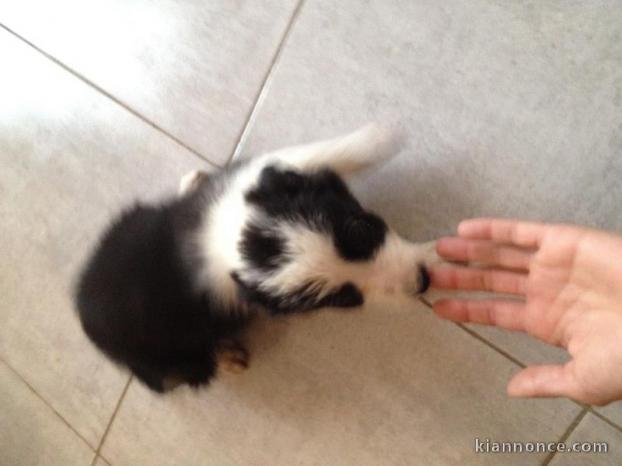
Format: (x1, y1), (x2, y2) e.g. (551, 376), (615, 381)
(75, 125), (437, 392)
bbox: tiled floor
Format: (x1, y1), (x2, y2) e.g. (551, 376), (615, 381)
(1, 1), (621, 465)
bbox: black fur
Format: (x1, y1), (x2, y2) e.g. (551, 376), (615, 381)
(75, 173), (247, 393)
(238, 224), (287, 272)
(244, 166), (387, 261)
(237, 166), (388, 312)
(231, 273), (364, 314)
(75, 164), (384, 392)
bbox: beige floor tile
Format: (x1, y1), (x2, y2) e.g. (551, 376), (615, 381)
(234, 0), (621, 398)
(93, 456), (111, 466)
(102, 299), (579, 465)
(595, 403), (622, 431)
(549, 413), (622, 465)
(0, 29), (207, 447)
(239, 0), (622, 236)
(423, 290), (568, 366)
(2, 0), (619, 462)
(0, 360), (94, 466)
(426, 292), (622, 426)
(0, 0), (299, 164)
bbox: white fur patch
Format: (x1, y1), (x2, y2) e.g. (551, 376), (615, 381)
(237, 224), (436, 304)
(178, 170), (204, 196)
(191, 124), (428, 312)
(195, 158), (265, 307)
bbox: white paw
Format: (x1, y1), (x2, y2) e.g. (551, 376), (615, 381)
(178, 170), (208, 196)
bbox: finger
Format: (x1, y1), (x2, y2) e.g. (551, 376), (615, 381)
(458, 218), (548, 248)
(433, 299), (526, 331)
(430, 265), (528, 295)
(507, 363), (580, 400)
(436, 237), (533, 270)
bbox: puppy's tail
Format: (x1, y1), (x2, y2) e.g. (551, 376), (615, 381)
(267, 123), (406, 176)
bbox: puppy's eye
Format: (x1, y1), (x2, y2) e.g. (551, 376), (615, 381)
(345, 216), (371, 237)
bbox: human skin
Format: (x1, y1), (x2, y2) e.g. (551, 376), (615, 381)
(430, 218), (622, 406)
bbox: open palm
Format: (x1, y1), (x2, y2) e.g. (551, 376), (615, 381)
(431, 218), (622, 405)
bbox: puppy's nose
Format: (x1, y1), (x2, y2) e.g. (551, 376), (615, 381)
(417, 264), (430, 294)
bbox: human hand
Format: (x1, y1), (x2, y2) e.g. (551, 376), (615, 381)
(430, 218), (622, 406)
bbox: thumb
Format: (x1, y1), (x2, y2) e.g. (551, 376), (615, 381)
(507, 363), (577, 399)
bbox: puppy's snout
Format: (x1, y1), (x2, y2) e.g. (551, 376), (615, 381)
(417, 264), (430, 294)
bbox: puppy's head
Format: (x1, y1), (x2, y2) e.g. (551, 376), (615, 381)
(233, 165), (430, 314)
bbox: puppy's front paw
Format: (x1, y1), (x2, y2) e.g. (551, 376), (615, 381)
(178, 170), (209, 196)
(217, 340), (249, 374)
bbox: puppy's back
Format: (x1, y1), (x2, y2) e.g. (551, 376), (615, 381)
(75, 202), (219, 391)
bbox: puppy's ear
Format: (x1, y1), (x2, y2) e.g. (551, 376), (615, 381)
(266, 124), (405, 177)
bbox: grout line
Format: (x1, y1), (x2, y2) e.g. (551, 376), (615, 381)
(226, 0), (306, 166)
(455, 322), (527, 368)
(91, 376), (133, 466)
(0, 354), (97, 451)
(7, 8), (620, 462)
(540, 408), (589, 466)
(419, 296), (590, 412)
(419, 296), (527, 368)
(588, 407), (622, 434)
(0, 22), (216, 168)
(455, 316), (588, 414)
(97, 453), (113, 466)
(420, 296), (593, 416)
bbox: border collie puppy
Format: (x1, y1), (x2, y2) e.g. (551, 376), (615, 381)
(75, 124), (437, 392)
